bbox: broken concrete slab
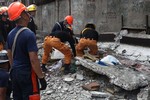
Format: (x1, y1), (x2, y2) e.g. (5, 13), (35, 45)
(75, 57), (149, 90)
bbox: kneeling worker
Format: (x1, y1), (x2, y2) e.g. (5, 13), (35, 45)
(41, 30), (76, 74)
(76, 23), (99, 57)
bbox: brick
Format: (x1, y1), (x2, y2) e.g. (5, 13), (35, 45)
(82, 82), (100, 91)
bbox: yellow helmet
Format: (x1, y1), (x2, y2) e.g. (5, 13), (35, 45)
(27, 4), (37, 12)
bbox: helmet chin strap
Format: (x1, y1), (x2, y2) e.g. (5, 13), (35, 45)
(27, 13), (32, 22)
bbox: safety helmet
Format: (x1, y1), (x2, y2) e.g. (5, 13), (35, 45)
(0, 6), (8, 15)
(7, 1), (27, 21)
(27, 4), (37, 11)
(64, 15), (73, 25)
(27, 4), (37, 12)
(85, 23), (96, 30)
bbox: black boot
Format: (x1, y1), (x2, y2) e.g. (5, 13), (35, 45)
(41, 64), (48, 72)
(64, 64), (70, 75)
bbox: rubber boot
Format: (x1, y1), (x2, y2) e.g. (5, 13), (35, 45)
(41, 64), (48, 72)
(64, 64), (70, 75)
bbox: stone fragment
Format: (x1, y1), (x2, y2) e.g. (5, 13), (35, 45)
(105, 88), (115, 94)
(63, 77), (74, 83)
(76, 74), (84, 80)
(46, 90), (53, 95)
(137, 86), (150, 100)
(90, 91), (112, 98)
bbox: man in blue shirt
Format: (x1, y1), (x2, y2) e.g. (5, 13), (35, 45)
(7, 1), (47, 100)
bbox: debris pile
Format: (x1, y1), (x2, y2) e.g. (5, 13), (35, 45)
(37, 38), (150, 100)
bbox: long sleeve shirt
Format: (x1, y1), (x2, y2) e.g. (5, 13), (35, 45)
(80, 28), (99, 41)
(49, 30), (76, 57)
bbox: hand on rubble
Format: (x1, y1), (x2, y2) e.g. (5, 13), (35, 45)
(39, 77), (47, 90)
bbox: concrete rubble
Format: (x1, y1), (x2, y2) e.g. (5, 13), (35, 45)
(37, 37), (150, 100)
(137, 86), (150, 100)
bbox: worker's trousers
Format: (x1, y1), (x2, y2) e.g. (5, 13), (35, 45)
(10, 67), (36, 100)
(0, 69), (9, 100)
(42, 36), (72, 64)
(76, 38), (98, 57)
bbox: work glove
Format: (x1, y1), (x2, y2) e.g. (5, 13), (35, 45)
(39, 77), (47, 90)
(41, 64), (48, 72)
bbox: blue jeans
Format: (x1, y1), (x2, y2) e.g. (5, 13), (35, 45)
(10, 67), (34, 100)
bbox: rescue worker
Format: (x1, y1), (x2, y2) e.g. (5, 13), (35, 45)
(0, 7), (8, 51)
(0, 6), (15, 49)
(27, 4), (37, 35)
(52, 15), (73, 33)
(7, 1), (47, 100)
(76, 23), (99, 57)
(0, 6), (14, 100)
(52, 15), (78, 44)
(41, 30), (76, 74)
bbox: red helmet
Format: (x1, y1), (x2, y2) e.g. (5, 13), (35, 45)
(7, 2), (27, 21)
(64, 15), (73, 25)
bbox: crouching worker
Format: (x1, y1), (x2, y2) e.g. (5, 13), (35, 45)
(76, 23), (99, 57)
(41, 30), (76, 74)
(7, 2), (47, 100)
